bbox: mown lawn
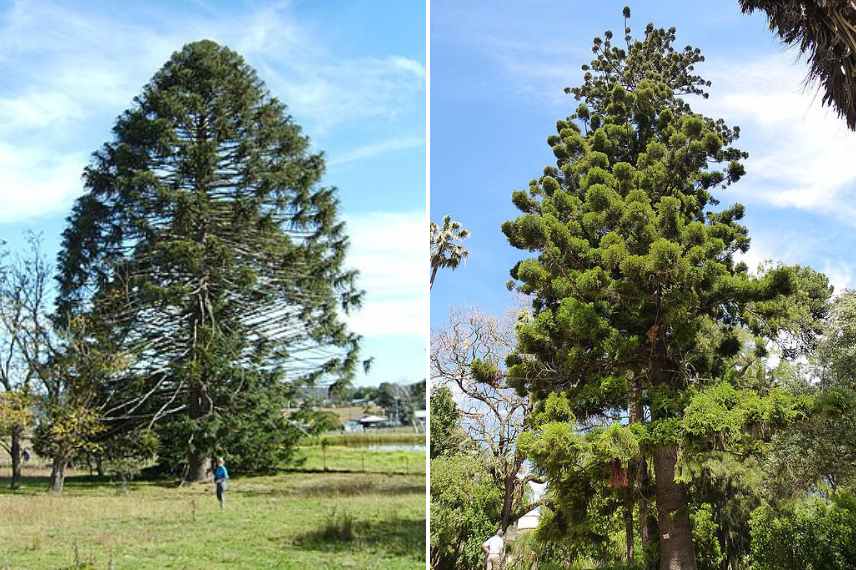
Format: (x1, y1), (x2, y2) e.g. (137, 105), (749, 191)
(0, 468), (425, 569)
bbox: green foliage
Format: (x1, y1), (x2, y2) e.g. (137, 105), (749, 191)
(55, 40), (362, 473)
(32, 404), (104, 461)
(429, 387), (470, 459)
(430, 453), (502, 569)
(471, 358), (501, 385)
(498, 9), (832, 568)
(99, 428), (159, 479)
(500, 9), (800, 419)
(691, 504), (724, 570)
(0, 391), (33, 438)
(749, 495), (856, 570)
(764, 292), (856, 498)
(154, 377), (309, 475)
(681, 382), (810, 456)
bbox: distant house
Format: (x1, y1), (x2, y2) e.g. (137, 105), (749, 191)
(413, 410), (427, 432)
(357, 414), (389, 429)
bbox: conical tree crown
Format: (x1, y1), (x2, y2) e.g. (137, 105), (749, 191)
(501, 19), (792, 413)
(57, 40), (361, 428)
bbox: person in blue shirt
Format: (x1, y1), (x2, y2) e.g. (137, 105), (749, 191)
(213, 457), (229, 510)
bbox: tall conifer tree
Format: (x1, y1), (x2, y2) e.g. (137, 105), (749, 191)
(502, 11), (807, 569)
(57, 41), (362, 481)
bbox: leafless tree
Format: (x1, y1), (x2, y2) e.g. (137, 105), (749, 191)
(0, 235), (54, 488)
(431, 308), (544, 530)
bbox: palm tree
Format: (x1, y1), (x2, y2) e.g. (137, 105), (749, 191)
(429, 215), (470, 289)
(740, 0), (856, 129)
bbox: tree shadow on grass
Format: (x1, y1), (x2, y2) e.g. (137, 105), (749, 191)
(288, 511), (426, 559)
(0, 474), (182, 496)
(0, 475), (115, 496)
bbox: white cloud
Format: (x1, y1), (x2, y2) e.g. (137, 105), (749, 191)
(0, 1), (423, 222)
(736, 231), (854, 294)
(0, 143), (87, 222)
(699, 52), (856, 223)
(343, 211), (426, 337)
(821, 260), (854, 294)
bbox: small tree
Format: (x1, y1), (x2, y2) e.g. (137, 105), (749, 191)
(0, 391), (33, 487)
(0, 235), (49, 488)
(32, 403), (104, 494)
(31, 315), (132, 493)
(432, 308), (538, 531)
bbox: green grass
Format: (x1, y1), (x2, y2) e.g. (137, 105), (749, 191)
(0, 469), (425, 569)
(292, 446), (425, 474)
(303, 431), (426, 447)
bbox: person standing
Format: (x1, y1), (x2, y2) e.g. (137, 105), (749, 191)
(482, 528), (504, 570)
(213, 457), (229, 510)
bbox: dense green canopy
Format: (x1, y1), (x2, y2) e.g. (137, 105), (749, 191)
(501, 10), (829, 569)
(56, 40), (362, 479)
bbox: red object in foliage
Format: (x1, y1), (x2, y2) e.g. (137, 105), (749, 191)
(609, 459), (628, 489)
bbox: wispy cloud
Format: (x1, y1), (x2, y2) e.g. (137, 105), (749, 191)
(0, 0), (423, 222)
(699, 52), (856, 224)
(328, 137), (424, 166)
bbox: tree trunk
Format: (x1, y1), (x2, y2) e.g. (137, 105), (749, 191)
(9, 424), (22, 490)
(500, 477), (516, 531)
(184, 380), (210, 483)
(187, 450), (209, 482)
(629, 378), (656, 556)
(624, 484), (635, 562)
(48, 455), (66, 494)
(499, 456), (524, 531)
(654, 445), (696, 570)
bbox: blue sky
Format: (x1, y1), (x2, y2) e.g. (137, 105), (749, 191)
(0, 0), (425, 386)
(430, 0), (856, 329)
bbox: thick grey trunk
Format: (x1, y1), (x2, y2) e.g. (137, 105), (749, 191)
(48, 455), (66, 494)
(184, 380), (210, 483)
(9, 425), (22, 489)
(654, 445), (696, 570)
(187, 449), (209, 482)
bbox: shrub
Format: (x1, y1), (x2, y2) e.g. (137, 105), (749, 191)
(749, 494), (856, 570)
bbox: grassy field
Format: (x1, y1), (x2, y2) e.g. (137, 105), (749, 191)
(302, 432), (425, 447)
(293, 446), (425, 474)
(0, 465), (425, 569)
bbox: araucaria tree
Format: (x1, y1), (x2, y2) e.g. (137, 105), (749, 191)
(502, 10), (813, 569)
(57, 40), (362, 482)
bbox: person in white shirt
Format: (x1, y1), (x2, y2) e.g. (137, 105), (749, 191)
(482, 528), (505, 570)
